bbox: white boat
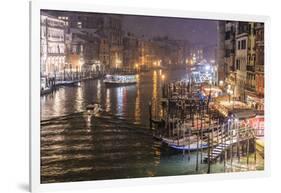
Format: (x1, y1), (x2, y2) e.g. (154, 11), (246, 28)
(162, 136), (208, 151)
(103, 74), (137, 86)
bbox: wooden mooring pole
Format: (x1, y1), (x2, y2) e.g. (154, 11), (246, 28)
(254, 137), (257, 164)
(188, 128), (191, 161)
(207, 132), (211, 174)
(230, 121), (233, 171)
(196, 130), (199, 172)
(246, 128), (250, 167)
(237, 120), (240, 164)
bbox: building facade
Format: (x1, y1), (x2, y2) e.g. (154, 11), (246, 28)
(235, 22), (249, 100)
(123, 33), (139, 69)
(103, 16), (123, 69)
(41, 14), (66, 79)
(253, 23), (264, 110)
(255, 23), (264, 97)
(217, 20), (264, 110)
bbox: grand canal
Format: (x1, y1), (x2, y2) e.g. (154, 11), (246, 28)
(40, 69), (262, 183)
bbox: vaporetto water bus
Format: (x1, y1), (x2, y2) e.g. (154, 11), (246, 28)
(103, 74), (137, 86)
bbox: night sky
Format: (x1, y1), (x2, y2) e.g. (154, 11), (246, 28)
(43, 10), (218, 45)
(122, 15), (218, 45)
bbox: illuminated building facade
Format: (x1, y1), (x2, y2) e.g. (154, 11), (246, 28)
(218, 20), (264, 110)
(40, 13), (66, 78)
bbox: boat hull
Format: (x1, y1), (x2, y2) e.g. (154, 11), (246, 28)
(104, 74), (137, 87)
(168, 143), (209, 151)
(162, 137), (209, 151)
(104, 81), (136, 87)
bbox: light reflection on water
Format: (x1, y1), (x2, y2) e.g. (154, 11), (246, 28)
(96, 79), (101, 103)
(41, 70), (187, 124)
(105, 88), (111, 112)
(75, 86), (83, 112)
(40, 70), (263, 183)
(116, 87), (124, 115)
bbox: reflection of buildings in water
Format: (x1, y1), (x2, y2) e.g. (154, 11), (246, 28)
(53, 89), (65, 117)
(152, 70), (157, 118)
(152, 70), (163, 119)
(87, 115), (91, 127)
(122, 88), (128, 114)
(134, 74), (141, 122)
(96, 80), (101, 103)
(75, 87), (83, 112)
(105, 89), (111, 112)
(135, 86), (141, 123)
(85, 113), (92, 131)
(152, 70), (157, 99)
(116, 87), (126, 115)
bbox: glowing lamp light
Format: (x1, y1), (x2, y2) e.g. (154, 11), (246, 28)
(161, 74), (165, 80)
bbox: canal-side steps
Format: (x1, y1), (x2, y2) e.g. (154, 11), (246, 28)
(203, 139), (237, 163)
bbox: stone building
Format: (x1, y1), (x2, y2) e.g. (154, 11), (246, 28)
(217, 20), (264, 110)
(235, 22), (249, 100)
(99, 35), (110, 70)
(253, 23), (264, 110)
(103, 16), (123, 69)
(123, 33), (139, 69)
(51, 11), (123, 70)
(64, 28), (84, 79)
(255, 23), (264, 97)
(245, 22), (257, 91)
(152, 37), (189, 69)
(40, 13), (66, 79)
(224, 21), (236, 77)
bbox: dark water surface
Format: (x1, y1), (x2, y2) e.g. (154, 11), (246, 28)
(40, 70), (259, 183)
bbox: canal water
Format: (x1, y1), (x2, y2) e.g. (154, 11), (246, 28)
(40, 69), (262, 183)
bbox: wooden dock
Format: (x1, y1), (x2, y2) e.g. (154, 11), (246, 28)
(149, 78), (259, 172)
